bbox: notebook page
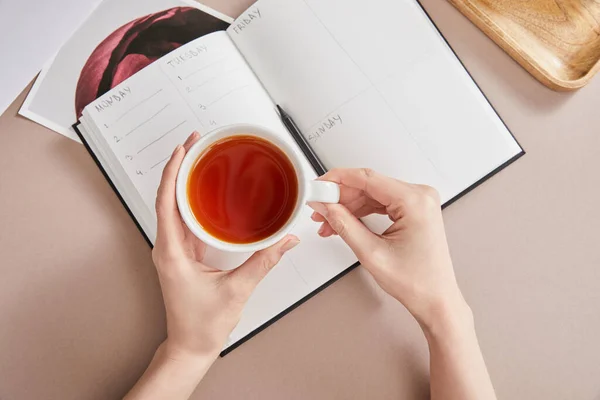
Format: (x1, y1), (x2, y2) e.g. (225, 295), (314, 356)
(228, 0), (522, 212)
(78, 115), (157, 239)
(82, 32), (283, 229)
(81, 31), (357, 349)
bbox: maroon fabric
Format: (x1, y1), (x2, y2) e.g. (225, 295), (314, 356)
(75, 7), (228, 117)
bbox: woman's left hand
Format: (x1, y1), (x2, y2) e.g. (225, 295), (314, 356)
(152, 132), (300, 361)
(125, 131), (298, 400)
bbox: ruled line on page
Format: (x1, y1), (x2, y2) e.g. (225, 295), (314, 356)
(137, 120), (187, 155)
(149, 155), (171, 171)
(125, 103), (171, 137)
(185, 67), (243, 94)
(110, 89), (164, 126)
(183, 57), (228, 80)
(206, 84), (251, 108)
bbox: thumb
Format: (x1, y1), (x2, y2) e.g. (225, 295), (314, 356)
(309, 202), (379, 260)
(230, 235), (300, 291)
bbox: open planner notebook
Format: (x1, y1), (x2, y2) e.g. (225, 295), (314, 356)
(74, 0), (523, 354)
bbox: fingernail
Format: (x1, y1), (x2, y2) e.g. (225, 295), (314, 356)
(308, 202), (328, 217)
(281, 237), (300, 252)
(318, 225), (326, 235)
(173, 144), (182, 155)
(310, 211), (320, 221)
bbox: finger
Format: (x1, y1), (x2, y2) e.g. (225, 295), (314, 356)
(311, 187), (379, 224)
(310, 196), (368, 222)
(321, 168), (414, 208)
(183, 131), (200, 152)
(338, 185), (365, 204)
(316, 203), (385, 237)
(311, 211), (326, 222)
(156, 145), (185, 240)
(317, 222), (330, 236)
(230, 235), (300, 290)
(309, 202), (379, 258)
(342, 196), (366, 214)
(182, 228), (207, 261)
(312, 195), (382, 222)
(318, 222), (337, 237)
(350, 204), (387, 219)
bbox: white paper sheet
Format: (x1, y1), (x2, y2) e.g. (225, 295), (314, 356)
(0, 0), (100, 116)
(18, 0), (232, 141)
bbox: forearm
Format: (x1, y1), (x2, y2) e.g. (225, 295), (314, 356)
(124, 341), (218, 400)
(421, 297), (497, 400)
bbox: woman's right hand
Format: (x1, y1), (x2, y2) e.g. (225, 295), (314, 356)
(312, 168), (497, 400)
(310, 168), (469, 330)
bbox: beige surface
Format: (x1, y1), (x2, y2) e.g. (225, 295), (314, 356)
(1, 0), (599, 399)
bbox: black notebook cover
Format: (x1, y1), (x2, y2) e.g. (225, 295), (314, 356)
(72, 0), (525, 357)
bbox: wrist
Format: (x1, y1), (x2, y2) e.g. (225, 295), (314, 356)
(416, 291), (474, 342)
(124, 340), (218, 400)
(159, 340), (220, 372)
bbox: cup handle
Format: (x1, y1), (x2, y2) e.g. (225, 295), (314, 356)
(306, 180), (340, 204)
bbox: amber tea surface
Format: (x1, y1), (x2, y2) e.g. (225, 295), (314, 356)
(187, 135), (299, 244)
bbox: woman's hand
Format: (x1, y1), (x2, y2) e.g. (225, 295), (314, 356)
(125, 132), (299, 400)
(310, 169), (496, 400)
(154, 132), (300, 359)
(309, 168), (466, 330)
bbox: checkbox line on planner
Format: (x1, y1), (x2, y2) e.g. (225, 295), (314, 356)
(137, 120), (187, 155)
(125, 104), (171, 138)
(110, 89), (163, 127)
(148, 155), (172, 171)
(186, 67), (243, 94)
(206, 84), (251, 108)
(184, 57), (229, 80)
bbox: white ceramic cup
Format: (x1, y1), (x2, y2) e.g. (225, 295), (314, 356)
(176, 124), (340, 253)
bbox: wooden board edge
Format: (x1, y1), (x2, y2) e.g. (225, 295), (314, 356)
(447, 0), (599, 91)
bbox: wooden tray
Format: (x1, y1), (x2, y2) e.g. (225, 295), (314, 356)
(448, 0), (600, 91)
